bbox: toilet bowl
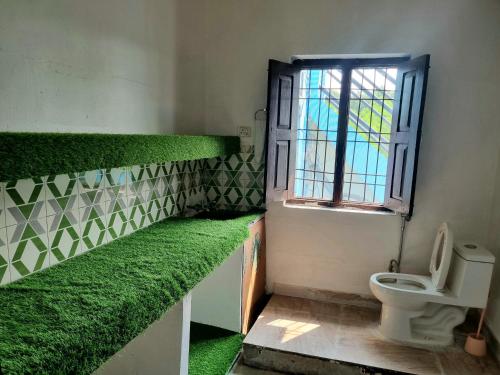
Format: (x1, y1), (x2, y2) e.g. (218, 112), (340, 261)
(370, 223), (495, 347)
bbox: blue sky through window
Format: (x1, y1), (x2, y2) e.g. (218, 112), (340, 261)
(294, 67), (397, 204)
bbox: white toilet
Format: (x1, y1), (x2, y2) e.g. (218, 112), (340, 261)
(370, 222), (495, 347)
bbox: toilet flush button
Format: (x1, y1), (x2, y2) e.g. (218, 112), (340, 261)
(465, 244), (477, 249)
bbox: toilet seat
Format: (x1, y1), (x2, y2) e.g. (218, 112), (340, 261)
(429, 222), (453, 290)
(374, 273), (429, 292)
(369, 272), (448, 306)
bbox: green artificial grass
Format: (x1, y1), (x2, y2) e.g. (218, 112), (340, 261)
(0, 214), (260, 375)
(0, 132), (240, 182)
(189, 322), (243, 375)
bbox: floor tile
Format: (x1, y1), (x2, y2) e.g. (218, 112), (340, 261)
(243, 295), (500, 375)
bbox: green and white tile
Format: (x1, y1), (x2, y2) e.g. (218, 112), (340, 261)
(187, 186), (205, 208)
(5, 177), (47, 227)
(192, 170), (202, 188)
(222, 187), (244, 207)
(160, 175), (175, 197)
(161, 195), (176, 218)
(205, 169), (226, 188)
(205, 186), (223, 206)
(7, 222), (49, 281)
(179, 172), (191, 192)
(244, 188), (264, 209)
(144, 163), (161, 179)
(185, 160), (194, 173)
(225, 170), (250, 189)
(146, 198), (162, 223)
(149, 179), (163, 200)
(0, 153), (267, 285)
(47, 209), (81, 264)
(205, 157), (223, 170)
(204, 152), (265, 210)
(80, 200), (106, 222)
(46, 173), (79, 216)
(143, 177), (158, 193)
(128, 201), (149, 231)
(80, 202), (107, 252)
(105, 167), (128, 202)
(129, 165), (147, 182)
(81, 217), (107, 252)
(78, 169), (105, 190)
(224, 153), (245, 172)
(0, 183), (5, 229)
(106, 197), (130, 240)
(156, 176), (167, 198)
(0, 228), (10, 285)
(160, 161), (175, 176)
(174, 161), (188, 174)
(172, 195), (184, 215)
(78, 170), (105, 208)
(170, 174), (181, 195)
(128, 165), (148, 198)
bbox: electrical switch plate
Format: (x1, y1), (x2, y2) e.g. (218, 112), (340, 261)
(239, 126), (252, 138)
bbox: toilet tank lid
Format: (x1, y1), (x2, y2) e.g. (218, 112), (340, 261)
(454, 241), (495, 263)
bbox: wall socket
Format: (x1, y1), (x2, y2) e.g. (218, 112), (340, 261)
(239, 126), (252, 138)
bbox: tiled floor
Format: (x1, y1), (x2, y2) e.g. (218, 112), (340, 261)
(242, 295), (500, 375)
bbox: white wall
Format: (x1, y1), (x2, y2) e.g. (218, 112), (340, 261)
(0, 0), (177, 134)
(176, 0), (500, 300)
(487, 150), (500, 342)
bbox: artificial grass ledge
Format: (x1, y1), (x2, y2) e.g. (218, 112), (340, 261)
(0, 132), (240, 182)
(0, 214), (259, 375)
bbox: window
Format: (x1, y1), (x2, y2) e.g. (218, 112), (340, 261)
(265, 56), (430, 217)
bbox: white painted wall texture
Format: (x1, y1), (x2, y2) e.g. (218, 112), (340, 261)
(0, 0), (177, 134)
(174, 0), (500, 337)
(487, 150), (500, 343)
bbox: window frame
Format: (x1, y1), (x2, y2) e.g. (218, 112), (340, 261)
(290, 56), (410, 211)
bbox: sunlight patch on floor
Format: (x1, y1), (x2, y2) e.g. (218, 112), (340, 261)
(267, 318), (320, 343)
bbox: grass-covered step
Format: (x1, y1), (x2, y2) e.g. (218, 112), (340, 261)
(0, 214), (260, 375)
(189, 322), (244, 375)
(0, 132), (240, 182)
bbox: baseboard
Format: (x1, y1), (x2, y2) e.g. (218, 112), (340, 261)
(272, 283), (380, 310)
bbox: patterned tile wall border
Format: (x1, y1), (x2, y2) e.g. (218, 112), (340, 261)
(203, 152), (265, 211)
(0, 153), (265, 286)
(0, 160), (206, 285)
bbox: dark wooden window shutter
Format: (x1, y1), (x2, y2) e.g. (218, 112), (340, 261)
(384, 55), (430, 217)
(265, 60), (300, 203)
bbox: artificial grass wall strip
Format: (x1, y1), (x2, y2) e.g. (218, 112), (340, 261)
(189, 322), (244, 375)
(0, 214), (259, 375)
(0, 132), (240, 182)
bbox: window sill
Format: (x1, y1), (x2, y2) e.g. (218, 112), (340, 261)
(283, 200), (396, 216)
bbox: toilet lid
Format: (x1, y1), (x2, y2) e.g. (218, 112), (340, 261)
(429, 222), (453, 290)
